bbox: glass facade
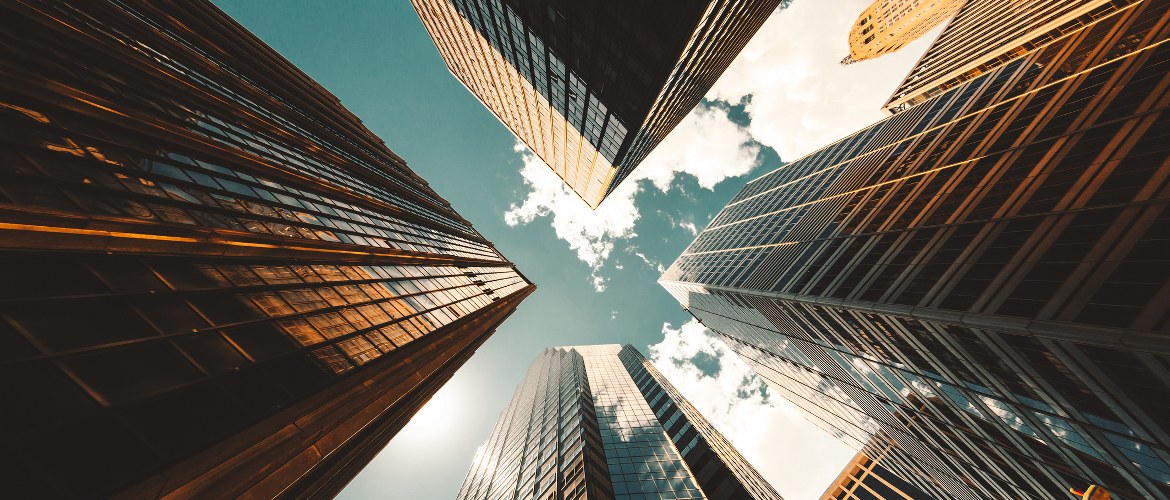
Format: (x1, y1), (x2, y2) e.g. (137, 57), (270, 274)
(459, 345), (782, 500)
(884, 0), (1135, 111)
(411, 0), (785, 207)
(0, 0), (533, 498)
(821, 434), (932, 500)
(663, 1), (1170, 498)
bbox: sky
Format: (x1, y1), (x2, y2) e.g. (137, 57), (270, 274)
(210, 1), (938, 498)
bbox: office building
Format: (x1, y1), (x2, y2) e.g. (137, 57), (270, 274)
(0, 0), (533, 497)
(884, 0), (1137, 112)
(458, 344), (782, 499)
(842, 0), (964, 65)
(821, 435), (932, 500)
(411, 0), (785, 208)
(663, 0), (1170, 498)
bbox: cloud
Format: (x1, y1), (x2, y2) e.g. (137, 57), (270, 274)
(635, 104), (762, 192)
(660, 210), (701, 236)
(503, 144), (641, 291)
(504, 104), (760, 290)
(628, 246), (667, 274)
(648, 320), (856, 500)
(706, 0), (942, 161)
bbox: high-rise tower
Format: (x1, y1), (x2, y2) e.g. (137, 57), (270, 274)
(842, 0), (964, 65)
(458, 345), (782, 500)
(820, 434), (932, 500)
(0, 1), (533, 497)
(883, 0), (1134, 112)
(410, 0), (785, 208)
(662, 0), (1170, 498)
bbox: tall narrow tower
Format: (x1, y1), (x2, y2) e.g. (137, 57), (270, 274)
(411, 0), (785, 208)
(459, 345), (782, 499)
(0, 1), (533, 497)
(663, 0), (1170, 497)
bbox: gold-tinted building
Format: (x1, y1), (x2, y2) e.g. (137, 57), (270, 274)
(411, 0), (785, 208)
(884, 0), (1135, 112)
(821, 436), (931, 500)
(0, 0), (533, 497)
(843, 0), (965, 65)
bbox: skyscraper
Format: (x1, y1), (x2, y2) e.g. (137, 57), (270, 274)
(410, 0), (785, 208)
(842, 0), (964, 65)
(0, 1), (533, 497)
(883, 0), (1135, 112)
(458, 344), (782, 500)
(662, 0), (1170, 498)
(821, 435), (931, 500)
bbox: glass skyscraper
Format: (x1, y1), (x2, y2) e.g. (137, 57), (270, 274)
(0, 0), (532, 497)
(663, 0), (1170, 498)
(883, 0), (1136, 112)
(459, 344), (782, 500)
(821, 434), (931, 500)
(411, 0), (786, 208)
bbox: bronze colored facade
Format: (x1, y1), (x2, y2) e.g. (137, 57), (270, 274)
(0, 0), (533, 497)
(663, 0), (1170, 498)
(411, 0), (786, 208)
(843, 0), (964, 65)
(459, 345), (781, 500)
(821, 435), (931, 500)
(884, 0), (1133, 112)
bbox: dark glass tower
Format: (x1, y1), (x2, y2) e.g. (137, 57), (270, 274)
(459, 345), (782, 500)
(662, 1), (1170, 498)
(0, 1), (533, 497)
(411, 0), (785, 208)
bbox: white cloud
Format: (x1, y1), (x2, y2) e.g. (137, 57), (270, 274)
(660, 210), (701, 236)
(635, 104), (762, 192)
(503, 144), (640, 291)
(628, 246), (667, 274)
(707, 0), (941, 161)
(504, 104), (759, 290)
(504, 143), (639, 270)
(648, 320), (856, 500)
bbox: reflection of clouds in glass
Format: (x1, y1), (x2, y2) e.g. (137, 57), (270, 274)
(850, 357), (874, 374)
(1103, 433), (1170, 483)
(937, 383), (984, 419)
(895, 369), (938, 400)
(978, 395), (1043, 442)
(576, 345), (703, 498)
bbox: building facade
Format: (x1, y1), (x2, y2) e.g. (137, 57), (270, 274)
(663, 0), (1170, 498)
(884, 0), (1136, 112)
(458, 345), (782, 500)
(821, 435), (932, 500)
(0, 1), (533, 498)
(411, 0), (785, 208)
(843, 0), (965, 65)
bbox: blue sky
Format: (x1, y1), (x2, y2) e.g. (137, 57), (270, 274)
(210, 1), (938, 498)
